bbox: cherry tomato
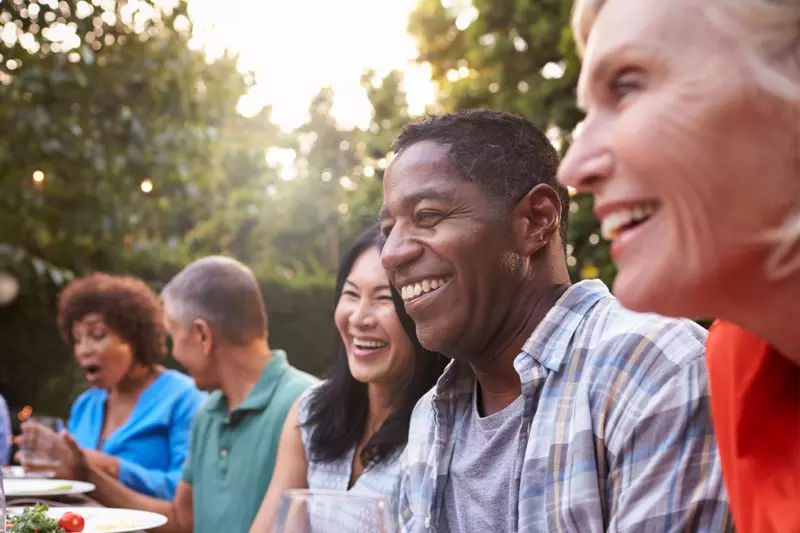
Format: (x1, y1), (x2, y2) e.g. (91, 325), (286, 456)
(58, 512), (85, 533)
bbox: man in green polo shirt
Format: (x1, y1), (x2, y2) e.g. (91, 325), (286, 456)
(56, 256), (317, 533)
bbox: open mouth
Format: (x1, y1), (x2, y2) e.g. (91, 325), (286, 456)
(600, 203), (660, 241)
(352, 338), (389, 357)
(83, 364), (102, 380)
(400, 277), (451, 304)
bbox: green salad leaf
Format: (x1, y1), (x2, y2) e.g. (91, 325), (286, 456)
(8, 504), (66, 533)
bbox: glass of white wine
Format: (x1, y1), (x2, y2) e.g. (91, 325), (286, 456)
(272, 490), (394, 533)
(19, 416), (65, 478)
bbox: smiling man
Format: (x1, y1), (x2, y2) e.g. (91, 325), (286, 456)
(379, 110), (732, 533)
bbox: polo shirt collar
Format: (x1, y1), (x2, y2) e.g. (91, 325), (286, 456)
(208, 350), (290, 415)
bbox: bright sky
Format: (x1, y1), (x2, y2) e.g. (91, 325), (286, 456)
(187, 0), (437, 131)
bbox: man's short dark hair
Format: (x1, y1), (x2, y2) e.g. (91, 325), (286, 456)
(392, 109), (569, 241)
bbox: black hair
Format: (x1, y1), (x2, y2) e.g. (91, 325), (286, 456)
(303, 225), (448, 466)
(392, 109), (569, 242)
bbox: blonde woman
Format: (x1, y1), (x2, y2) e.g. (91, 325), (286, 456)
(559, 1), (800, 532)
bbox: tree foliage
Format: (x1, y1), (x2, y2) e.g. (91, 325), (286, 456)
(0, 0), (421, 415)
(0, 0), (282, 275)
(407, 0), (614, 284)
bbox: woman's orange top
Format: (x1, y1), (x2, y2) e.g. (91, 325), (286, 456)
(706, 321), (800, 533)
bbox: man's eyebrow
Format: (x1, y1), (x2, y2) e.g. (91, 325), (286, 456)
(379, 187), (456, 221)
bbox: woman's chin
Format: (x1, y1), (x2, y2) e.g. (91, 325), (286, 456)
(614, 265), (676, 316)
(349, 364), (394, 386)
(614, 263), (706, 319)
(85, 374), (106, 388)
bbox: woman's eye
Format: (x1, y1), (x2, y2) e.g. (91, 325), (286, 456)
(341, 290), (359, 299)
(610, 69), (644, 100)
(90, 331), (107, 341)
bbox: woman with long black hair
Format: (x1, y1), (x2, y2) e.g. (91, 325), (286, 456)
(249, 226), (447, 532)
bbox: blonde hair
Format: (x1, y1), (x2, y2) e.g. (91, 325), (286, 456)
(571, 0), (800, 280)
(571, 0), (604, 58)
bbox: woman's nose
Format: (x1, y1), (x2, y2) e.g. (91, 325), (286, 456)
(349, 301), (377, 329)
(73, 338), (93, 359)
(558, 126), (614, 193)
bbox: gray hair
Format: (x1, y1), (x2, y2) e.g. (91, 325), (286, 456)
(571, 0), (800, 279)
(161, 256), (268, 345)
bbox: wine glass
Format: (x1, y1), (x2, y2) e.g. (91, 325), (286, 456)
(19, 416), (65, 477)
(272, 490), (395, 533)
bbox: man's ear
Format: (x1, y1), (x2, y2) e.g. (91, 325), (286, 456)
(192, 319), (214, 356)
(510, 184), (563, 258)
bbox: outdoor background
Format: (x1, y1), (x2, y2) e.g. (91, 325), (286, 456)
(0, 0), (609, 419)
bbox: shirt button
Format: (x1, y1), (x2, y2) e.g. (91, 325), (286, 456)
(424, 514), (430, 529)
(220, 449), (228, 457)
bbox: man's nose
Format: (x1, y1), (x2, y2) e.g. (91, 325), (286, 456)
(381, 224), (423, 273)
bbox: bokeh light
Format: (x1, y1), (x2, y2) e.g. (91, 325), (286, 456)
(18, 405), (32, 422)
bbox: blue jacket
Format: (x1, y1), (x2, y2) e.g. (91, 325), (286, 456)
(69, 370), (206, 499)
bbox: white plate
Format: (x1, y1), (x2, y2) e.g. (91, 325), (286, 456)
(2, 466), (56, 479)
(4, 478), (96, 497)
(7, 506), (168, 533)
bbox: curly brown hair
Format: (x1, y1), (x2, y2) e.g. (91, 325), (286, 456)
(57, 273), (166, 366)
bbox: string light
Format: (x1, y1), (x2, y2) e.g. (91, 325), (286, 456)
(32, 170), (44, 183)
(140, 178), (153, 193)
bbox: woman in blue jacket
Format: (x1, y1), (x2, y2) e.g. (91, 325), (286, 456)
(38, 273), (205, 499)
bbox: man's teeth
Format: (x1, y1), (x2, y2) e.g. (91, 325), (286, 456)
(601, 205), (658, 240)
(400, 278), (450, 301)
(354, 339), (388, 349)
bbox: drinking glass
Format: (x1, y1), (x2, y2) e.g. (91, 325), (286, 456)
(272, 490), (394, 533)
(19, 416), (65, 477)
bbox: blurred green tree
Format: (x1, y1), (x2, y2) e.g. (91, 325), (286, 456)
(270, 87), (362, 273)
(338, 69), (412, 241)
(0, 0), (284, 275)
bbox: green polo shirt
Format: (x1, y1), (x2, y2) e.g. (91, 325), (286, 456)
(181, 351), (317, 533)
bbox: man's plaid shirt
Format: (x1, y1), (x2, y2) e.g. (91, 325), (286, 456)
(399, 280), (733, 533)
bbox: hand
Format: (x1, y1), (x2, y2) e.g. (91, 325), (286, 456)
(15, 424), (89, 481)
(59, 432), (90, 481)
(14, 421), (62, 467)
(83, 449), (120, 478)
